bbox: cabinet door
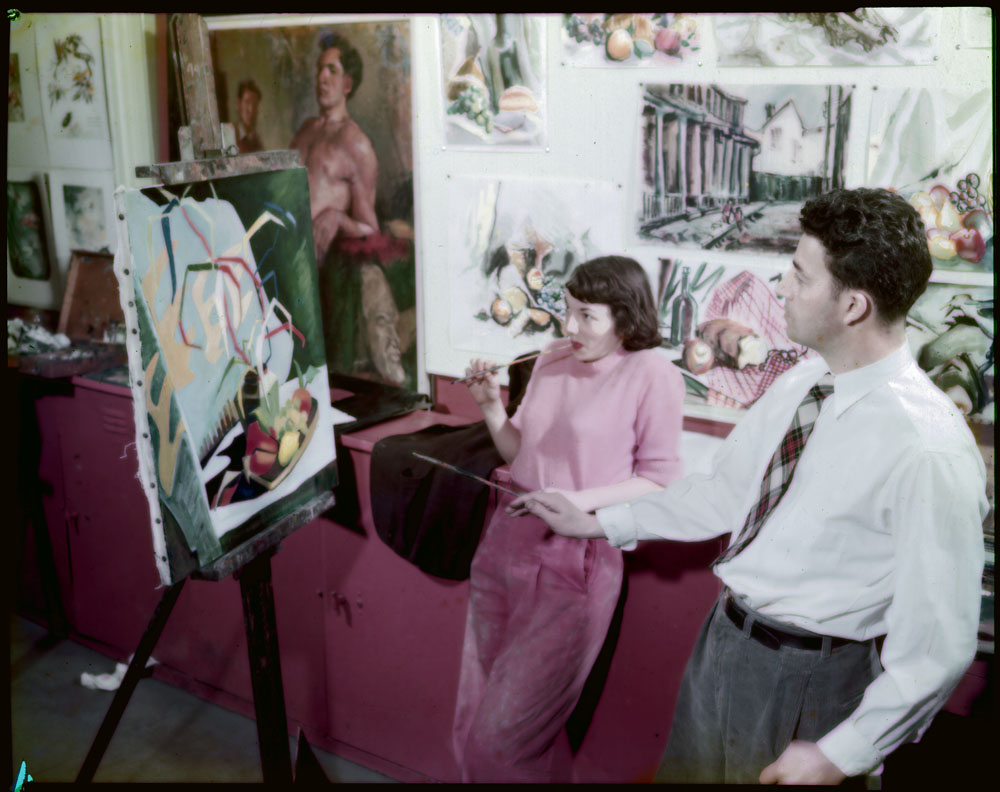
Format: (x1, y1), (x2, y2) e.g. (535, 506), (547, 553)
(321, 448), (469, 782)
(57, 386), (161, 649)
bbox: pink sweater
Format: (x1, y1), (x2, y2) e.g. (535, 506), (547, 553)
(509, 341), (685, 493)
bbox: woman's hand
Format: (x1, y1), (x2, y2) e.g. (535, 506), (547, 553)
(464, 358), (501, 407)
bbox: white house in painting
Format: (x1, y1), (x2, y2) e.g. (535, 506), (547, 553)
(748, 100), (828, 177)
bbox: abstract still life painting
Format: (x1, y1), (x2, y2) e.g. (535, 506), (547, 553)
(561, 13), (699, 67)
(439, 14), (547, 149)
(447, 176), (624, 360)
(714, 9), (940, 67)
(115, 167), (337, 585)
(867, 86), (993, 274)
(207, 16), (417, 390)
(635, 82), (853, 256)
(656, 259), (813, 412)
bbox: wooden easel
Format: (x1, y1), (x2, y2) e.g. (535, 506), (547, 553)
(76, 15), (333, 784)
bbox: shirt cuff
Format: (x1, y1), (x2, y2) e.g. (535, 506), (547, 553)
(596, 502), (638, 550)
(817, 721), (882, 778)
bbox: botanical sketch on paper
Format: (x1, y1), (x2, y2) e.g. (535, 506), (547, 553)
(9, 53), (25, 122)
(657, 259), (812, 411)
(561, 13), (699, 67)
(636, 83), (853, 255)
(868, 86), (993, 274)
(715, 9), (940, 67)
(439, 14), (546, 148)
(63, 184), (108, 252)
(117, 168), (337, 584)
(448, 177), (625, 360)
(6, 181), (52, 281)
(908, 283), (994, 425)
(207, 17), (417, 390)
(42, 27), (105, 139)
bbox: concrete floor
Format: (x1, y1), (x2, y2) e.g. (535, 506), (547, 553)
(9, 614), (395, 783)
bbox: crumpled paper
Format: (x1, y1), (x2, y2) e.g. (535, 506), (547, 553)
(80, 654), (159, 691)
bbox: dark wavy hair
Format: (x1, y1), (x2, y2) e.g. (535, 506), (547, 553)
(565, 256), (662, 351)
(799, 187), (932, 324)
(318, 31), (362, 99)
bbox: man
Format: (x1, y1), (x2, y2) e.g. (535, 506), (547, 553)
(512, 187), (987, 785)
(290, 32), (378, 265)
(290, 32), (413, 388)
(235, 79), (262, 154)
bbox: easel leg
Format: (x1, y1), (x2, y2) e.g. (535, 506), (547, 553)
(76, 579), (186, 783)
(237, 551), (293, 785)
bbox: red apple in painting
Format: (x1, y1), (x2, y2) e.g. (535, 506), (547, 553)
(950, 227), (986, 263)
(291, 387), (312, 414)
(246, 421), (278, 476)
(655, 27), (681, 54)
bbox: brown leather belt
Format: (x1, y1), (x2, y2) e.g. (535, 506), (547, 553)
(723, 592), (859, 652)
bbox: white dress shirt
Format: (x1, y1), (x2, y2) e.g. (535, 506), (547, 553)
(598, 342), (987, 776)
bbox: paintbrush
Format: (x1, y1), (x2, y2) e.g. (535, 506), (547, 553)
(410, 452), (525, 497)
(451, 341), (575, 385)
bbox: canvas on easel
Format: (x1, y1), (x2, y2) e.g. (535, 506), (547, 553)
(113, 165), (337, 585)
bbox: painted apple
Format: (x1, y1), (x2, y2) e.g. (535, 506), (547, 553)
(655, 27), (681, 54)
(908, 191), (936, 210)
(291, 387), (312, 414)
(950, 227), (986, 263)
(246, 421), (278, 476)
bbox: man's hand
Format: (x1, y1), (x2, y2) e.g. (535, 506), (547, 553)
(759, 741), (847, 785)
(506, 491), (604, 539)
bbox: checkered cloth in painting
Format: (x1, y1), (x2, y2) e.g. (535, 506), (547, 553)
(713, 372), (835, 567)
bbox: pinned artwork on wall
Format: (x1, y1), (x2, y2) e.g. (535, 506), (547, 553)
(635, 82), (853, 255)
(114, 167), (337, 585)
(8, 15), (50, 164)
(907, 282), (994, 425)
(867, 86), (993, 275)
(203, 16), (417, 391)
(48, 168), (116, 272)
(447, 176), (625, 360)
(561, 13), (700, 67)
(714, 9), (941, 67)
(656, 259), (814, 413)
(6, 169), (58, 309)
(34, 12), (113, 170)
(439, 14), (547, 149)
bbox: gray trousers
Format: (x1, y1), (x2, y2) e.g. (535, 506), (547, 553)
(657, 593), (882, 784)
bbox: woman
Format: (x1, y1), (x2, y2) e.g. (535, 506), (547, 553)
(452, 256), (686, 782)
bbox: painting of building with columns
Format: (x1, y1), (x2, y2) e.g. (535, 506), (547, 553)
(636, 83), (852, 255)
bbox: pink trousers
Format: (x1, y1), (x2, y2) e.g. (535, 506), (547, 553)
(452, 493), (624, 782)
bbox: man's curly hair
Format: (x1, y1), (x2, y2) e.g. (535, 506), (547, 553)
(799, 187), (931, 323)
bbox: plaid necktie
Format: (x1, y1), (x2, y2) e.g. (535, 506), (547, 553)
(714, 373), (834, 567)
